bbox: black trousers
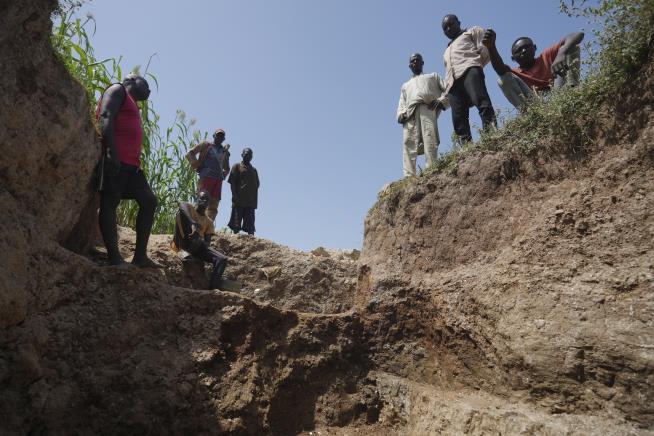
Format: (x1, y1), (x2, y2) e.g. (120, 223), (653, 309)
(190, 242), (227, 289)
(448, 66), (496, 142)
(99, 164), (157, 261)
(228, 206), (255, 235)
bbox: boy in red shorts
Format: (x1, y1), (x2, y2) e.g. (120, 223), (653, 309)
(186, 129), (231, 222)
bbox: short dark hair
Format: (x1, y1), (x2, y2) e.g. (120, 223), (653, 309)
(512, 37), (534, 50)
(123, 73), (142, 85)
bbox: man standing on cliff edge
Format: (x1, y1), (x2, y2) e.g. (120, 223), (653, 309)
(227, 148), (259, 235)
(397, 53), (449, 177)
(442, 14), (496, 143)
(96, 73), (159, 267)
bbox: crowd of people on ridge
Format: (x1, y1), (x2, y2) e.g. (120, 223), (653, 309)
(96, 76), (259, 289)
(93, 12), (583, 289)
(397, 14), (583, 177)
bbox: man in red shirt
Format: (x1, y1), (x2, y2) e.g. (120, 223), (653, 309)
(483, 30), (584, 110)
(96, 74), (159, 267)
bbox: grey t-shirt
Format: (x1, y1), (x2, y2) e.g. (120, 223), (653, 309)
(199, 144), (228, 179)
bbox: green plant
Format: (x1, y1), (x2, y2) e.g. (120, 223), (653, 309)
(51, 8), (206, 234)
(50, 10), (119, 111)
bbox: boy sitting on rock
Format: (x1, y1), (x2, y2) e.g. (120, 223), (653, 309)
(172, 191), (228, 289)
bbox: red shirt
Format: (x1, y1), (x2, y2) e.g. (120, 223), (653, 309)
(96, 85), (143, 167)
(511, 41), (563, 91)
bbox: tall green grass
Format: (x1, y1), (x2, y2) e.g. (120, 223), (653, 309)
(51, 8), (204, 234)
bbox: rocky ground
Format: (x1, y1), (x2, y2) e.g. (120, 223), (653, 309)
(122, 227), (360, 314)
(1, 0), (653, 434)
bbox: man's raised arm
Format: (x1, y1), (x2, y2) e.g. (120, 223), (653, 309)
(482, 29), (512, 76)
(552, 32), (585, 76)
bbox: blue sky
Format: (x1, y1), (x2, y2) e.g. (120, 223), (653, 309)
(77, 0), (594, 251)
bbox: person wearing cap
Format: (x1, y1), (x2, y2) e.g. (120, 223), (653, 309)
(482, 29), (584, 110)
(397, 53), (449, 177)
(186, 128), (231, 222)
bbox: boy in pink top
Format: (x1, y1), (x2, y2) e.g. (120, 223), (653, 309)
(483, 30), (584, 110)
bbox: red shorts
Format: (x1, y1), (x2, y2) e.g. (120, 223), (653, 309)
(198, 177), (222, 200)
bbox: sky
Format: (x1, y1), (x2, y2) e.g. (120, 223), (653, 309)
(75, 0), (594, 251)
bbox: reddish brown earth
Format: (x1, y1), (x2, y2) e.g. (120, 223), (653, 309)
(1, 1), (652, 435)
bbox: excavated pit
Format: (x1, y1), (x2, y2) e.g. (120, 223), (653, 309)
(1, 1), (653, 435)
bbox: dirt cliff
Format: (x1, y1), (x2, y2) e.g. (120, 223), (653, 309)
(0, 1), (652, 435)
(357, 57), (654, 432)
(0, 0), (100, 329)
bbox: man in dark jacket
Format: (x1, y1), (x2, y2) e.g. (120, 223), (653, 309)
(227, 148), (260, 235)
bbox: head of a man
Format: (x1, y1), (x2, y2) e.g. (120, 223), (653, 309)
(196, 191), (210, 214)
(213, 129), (225, 146)
(123, 74), (151, 101)
(409, 53), (424, 76)
(242, 147), (253, 164)
(511, 37), (537, 68)
(442, 14), (462, 40)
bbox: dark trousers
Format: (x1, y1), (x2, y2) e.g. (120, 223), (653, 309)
(228, 206), (255, 235)
(191, 243), (227, 289)
(448, 66), (496, 142)
(99, 165), (157, 262)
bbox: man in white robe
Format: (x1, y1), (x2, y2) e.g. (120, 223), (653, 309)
(397, 53), (449, 177)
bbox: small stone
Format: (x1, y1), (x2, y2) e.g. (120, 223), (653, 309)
(311, 247), (330, 257)
(576, 221), (589, 233)
(261, 266), (282, 281)
(348, 249), (361, 261)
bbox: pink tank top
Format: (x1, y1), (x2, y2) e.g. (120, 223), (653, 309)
(96, 85), (143, 167)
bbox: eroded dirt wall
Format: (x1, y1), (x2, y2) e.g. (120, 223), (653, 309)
(359, 60), (654, 427)
(0, 0), (99, 327)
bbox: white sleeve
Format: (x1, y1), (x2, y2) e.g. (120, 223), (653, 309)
(397, 86), (407, 122)
(436, 75), (450, 110)
(471, 26), (490, 66)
